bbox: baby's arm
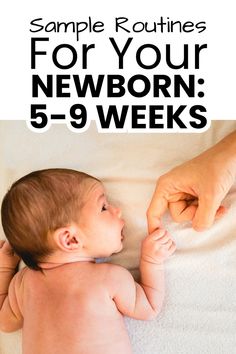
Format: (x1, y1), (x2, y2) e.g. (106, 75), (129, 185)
(0, 240), (23, 332)
(108, 229), (176, 320)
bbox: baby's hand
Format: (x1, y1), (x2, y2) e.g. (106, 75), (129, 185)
(141, 228), (176, 265)
(0, 240), (20, 269)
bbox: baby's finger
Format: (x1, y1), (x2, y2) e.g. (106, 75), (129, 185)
(2, 241), (15, 255)
(0, 240), (5, 248)
(2, 241), (12, 250)
(168, 242), (177, 253)
(151, 228), (166, 240)
(161, 239), (173, 248)
(160, 237), (172, 246)
(155, 233), (172, 244)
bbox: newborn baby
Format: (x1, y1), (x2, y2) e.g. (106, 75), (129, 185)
(0, 168), (176, 354)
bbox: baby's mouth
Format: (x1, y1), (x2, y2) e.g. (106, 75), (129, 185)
(121, 227), (125, 241)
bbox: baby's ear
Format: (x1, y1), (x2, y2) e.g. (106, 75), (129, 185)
(53, 224), (82, 251)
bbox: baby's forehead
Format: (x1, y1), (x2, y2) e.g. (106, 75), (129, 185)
(82, 179), (105, 201)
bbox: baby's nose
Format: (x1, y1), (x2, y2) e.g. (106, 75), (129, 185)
(114, 206), (122, 218)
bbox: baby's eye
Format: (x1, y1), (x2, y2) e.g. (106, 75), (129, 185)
(101, 204), (107, 212)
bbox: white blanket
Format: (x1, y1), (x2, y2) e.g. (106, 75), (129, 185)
(0, 120), (236, 354)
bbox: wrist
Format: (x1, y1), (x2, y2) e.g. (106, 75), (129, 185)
(213, 131), (236, 173)
(140, 257), (165, 268)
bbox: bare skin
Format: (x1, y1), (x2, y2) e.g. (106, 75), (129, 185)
(147, 131), (236, 232)
(0, 181), (176, 354)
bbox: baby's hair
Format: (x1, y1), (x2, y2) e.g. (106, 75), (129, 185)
(1, 168), (97, 271)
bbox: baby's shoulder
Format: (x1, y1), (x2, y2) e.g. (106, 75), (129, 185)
(12, 266), (28, 284)
(9, 266), (28, 299)
(94, 262), (131, 283)
(93, 263), (133, 297)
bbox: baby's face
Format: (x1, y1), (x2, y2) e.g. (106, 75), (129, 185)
(78, 180), (125, 258)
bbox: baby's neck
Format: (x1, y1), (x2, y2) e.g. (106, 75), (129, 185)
(39, 258), (95, 269)
(40, 251), (96, 268)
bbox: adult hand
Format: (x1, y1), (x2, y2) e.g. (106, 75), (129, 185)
(147, 131), (236, 233)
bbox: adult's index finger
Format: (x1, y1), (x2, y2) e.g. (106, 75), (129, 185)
(147, 191), (168, 234)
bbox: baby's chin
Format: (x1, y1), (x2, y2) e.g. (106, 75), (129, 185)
(106, 241), (124, 257)
(114, 240), (124, 254)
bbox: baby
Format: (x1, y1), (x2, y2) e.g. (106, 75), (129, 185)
(0, 168), (176, 354)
